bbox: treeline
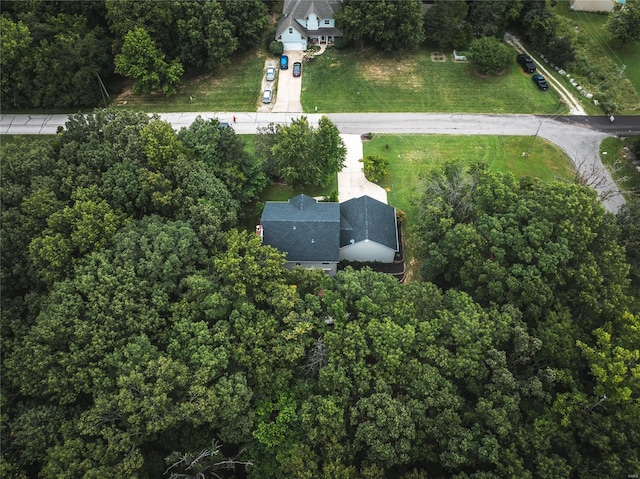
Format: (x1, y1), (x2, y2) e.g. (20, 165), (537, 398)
(1, 110), (639, 478)
(2, 0), (636, 110)
(0, 0), (273, 108)
(337, 0), (567, 58)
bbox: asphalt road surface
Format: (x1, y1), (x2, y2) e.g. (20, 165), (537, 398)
(2, 112), (639, 212)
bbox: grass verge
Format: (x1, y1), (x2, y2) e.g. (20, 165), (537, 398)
(600, 137), (640, 201)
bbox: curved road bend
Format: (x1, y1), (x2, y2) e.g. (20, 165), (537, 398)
(2, 112), (639, 212)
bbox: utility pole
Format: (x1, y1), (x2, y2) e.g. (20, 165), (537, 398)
(524, 121), (542, 157)
(96, 74), (110, 107)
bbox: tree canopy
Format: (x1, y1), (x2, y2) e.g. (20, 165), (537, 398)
(254, 116), (346, 188)
(606, 0), (640, 45)
(335, 0), (425, 52)
(0, 0), (270, 107)
(469, 37), (513, 75)
(3, 123), (639, 477)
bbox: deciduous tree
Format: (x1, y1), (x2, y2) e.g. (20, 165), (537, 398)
(114, 27), (183, 95)
(606, 0), (640, 45)
(469, 37), (512, 75)
(335, 0), (425, 52)
(424, 0), (471, 51)
(258, 116), (345, 188)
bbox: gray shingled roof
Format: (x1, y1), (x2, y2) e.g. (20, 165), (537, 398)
(261, 195), (340, 262)
(340, 196), (398, 251)
(276, 0), (342, 40)
(284, 0), (340, 20)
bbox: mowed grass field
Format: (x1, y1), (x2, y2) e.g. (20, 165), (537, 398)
(363, 134), (575, 223)
(301, 48), (567, 114)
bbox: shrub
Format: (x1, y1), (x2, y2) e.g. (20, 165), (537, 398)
(625, 135), (640, 156)
(468, 37), (511, 75)
(323, 190), (339, 202)
(363, 155), (389, 183)
(544, 36), (575, 69)
(269, 41), (284, 56)
(333, 37), (350, 50)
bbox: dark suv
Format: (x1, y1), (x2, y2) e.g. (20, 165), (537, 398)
(517, 54), (536, 73)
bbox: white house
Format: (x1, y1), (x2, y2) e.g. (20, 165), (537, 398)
(276, 0), (343, 51)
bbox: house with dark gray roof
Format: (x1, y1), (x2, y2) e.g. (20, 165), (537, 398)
(276, 0), (342, 51)
(260, 194), (398, 276)
(339, 195), (399, 264)
(260, 194), (341, 275)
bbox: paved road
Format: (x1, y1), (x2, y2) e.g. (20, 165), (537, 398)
(3, 112), (639, 212)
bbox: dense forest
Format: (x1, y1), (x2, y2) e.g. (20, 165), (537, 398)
(4, 0), (634, 109)
(0, 0), (273, 107)
(2, 110), (639, 478)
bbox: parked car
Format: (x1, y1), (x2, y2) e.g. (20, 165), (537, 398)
(293, 62), (302, 77)
(280, 55), (289, 70)
(517, 54), (536, 73)
(532, 74), (549, 91)
(262, 89), (273, 103)
(266, 67), (276, 81)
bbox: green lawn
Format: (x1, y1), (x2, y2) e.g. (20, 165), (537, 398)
(363, 134), (575, 222)
(110, 48), (272, 113)
(301, 48), (567, 114)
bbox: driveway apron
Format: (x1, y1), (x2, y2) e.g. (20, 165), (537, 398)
(271, 50), (304, 113)
(338, 134), (388, 204)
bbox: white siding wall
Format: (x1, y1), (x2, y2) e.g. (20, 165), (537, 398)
(340, 241), (396, 263)
(280, 29), (306, 50)
(306, 14), (319, 30)
(322, 18), (335, 29)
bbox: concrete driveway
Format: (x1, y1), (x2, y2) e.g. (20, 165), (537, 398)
(257, 58), (279, 113)
(271, 50), (304, 113)
(338, 134), (388, 204)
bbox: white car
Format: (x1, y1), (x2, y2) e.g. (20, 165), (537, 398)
(266, 67), (276, 81)
(262, 89), (273, 104)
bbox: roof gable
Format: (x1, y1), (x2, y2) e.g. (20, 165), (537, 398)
(284, 0), (340, 19)
(277, 0), (342, 38)
(340, 196), (398, 251)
